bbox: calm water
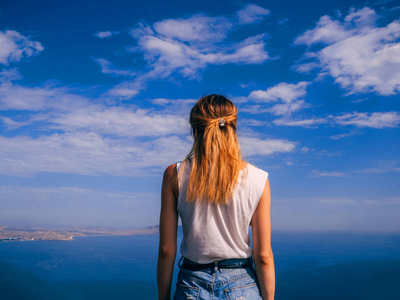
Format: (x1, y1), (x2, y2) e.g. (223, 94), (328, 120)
(0, 232), (399, 299)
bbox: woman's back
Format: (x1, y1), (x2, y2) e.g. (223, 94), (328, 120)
(157, 94), (275, 300)
(177, 162), (269, 264)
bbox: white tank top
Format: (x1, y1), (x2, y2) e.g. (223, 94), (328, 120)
(176, 162), (269, 264)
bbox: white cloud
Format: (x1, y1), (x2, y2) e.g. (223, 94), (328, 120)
(92, 58), (135, 76)
(0, 80), (195, 177)
(239, 119), (270, 127)
(353, 166), (400, 173)
(94, 31), (119, 38)
(0, 114), (48, 130)
(278, 18), (289, 25)
(334, 111), (400, 128)
(0, 81), (58, 111)
(108, 87), (139, 98)
(294, 15), (351, 46)
(267, 100), (308, 116)
(329, 130), (360, 140)
(150, 98), (197, 115)
(0, 67), (23, 81)
(352, 159), (400, 174)
(0, 30), (44, 65)
(294, 7), (400, 95)
(0, 78), (193, 137)
(311, 170), (347, 177)
(235, 4), (270, 25)
(242, 79), (399, 129)
(48, 106), (190, 137)
(151, 98), (197, 106)
(247, 81), (311, 116)
(129, 26), (270, 80)
(0, 132), (192, 177)
(240, 136), (297, 156)
(239, 104), (271, 114)
(94, 5), (272, 90)
(249, 81), (310, 102)
(153, 14), (232, 42)
(318, 198), (356, 205)
(311, 160), (400, 178)
(273, 117), (328, 127)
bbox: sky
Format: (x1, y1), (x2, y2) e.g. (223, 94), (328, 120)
(0, 0), (399, 232)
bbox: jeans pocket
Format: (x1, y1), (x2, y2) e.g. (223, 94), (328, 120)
(173, 284), (200, 300)
(223, 283), (262, 300)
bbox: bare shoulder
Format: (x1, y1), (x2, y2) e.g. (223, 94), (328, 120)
(162, 164), (179, 198)
(164, 163), (177, 178)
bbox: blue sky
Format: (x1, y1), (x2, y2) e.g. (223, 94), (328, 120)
(0, 0), (399, 231)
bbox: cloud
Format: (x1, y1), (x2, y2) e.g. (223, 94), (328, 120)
(242, 80), (400, 129)
(0, 114), (48, 130)
(92, 57), (136, 77)
(353, 166), (400, 173)
(235, 4), (270, 25)
(278, 18), (289, 25)
(247, 81), (311, 116)
(240, 136), (297, 156)
(0, 67), (23, 81)
(0, 81), (58, 111)
(249, 81), (310, 102)
(273, 111), (400, 129)
(129, 24), (270, 80)
(0, 30), (44, 65)
(239, 119), (270, 127)
(266, 100), (308, 116)
(273, 117), (328, 127)
(0, 81), (190, 137)
(294, 7), (400, 95)
(311, 170), (347, 177)
(94, 31), (119, 39)
(150, 98), (197, 115)
(0, 81), (193, 177)
(48, 106), (190, 137)
(107, 87), (139, 99)
(334, 111), (400, 128)
(92, 4), (271, 91)
(0, 132), (192, 177)
(318, 198), (356, 204)
(310, 160), (400, 179)
(152, 14), (232, 42)
(351, 159), (400, 173)
(329, 130), (360, 140)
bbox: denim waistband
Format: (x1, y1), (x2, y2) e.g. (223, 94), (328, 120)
(179, 256), (253, 271)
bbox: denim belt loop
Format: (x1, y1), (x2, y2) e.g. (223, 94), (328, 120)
(178, 256), (184, 268)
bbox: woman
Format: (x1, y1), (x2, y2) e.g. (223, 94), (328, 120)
(157, 94), (275, 300)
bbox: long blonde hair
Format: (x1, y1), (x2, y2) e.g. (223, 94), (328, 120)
(181, 94), (244, 204)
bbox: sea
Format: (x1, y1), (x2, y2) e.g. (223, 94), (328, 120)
(0, 231), (399, 300)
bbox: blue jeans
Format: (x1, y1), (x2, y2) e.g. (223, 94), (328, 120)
(173, 257), (262, 300)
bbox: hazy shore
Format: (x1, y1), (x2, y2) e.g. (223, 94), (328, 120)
(0, 225), (159, 242)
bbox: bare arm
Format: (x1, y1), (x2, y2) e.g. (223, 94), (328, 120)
(251, 178), (275, 300)
(157, 164), (179, 300)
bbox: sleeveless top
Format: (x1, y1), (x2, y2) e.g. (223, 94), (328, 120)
(176, 162), (269, 264)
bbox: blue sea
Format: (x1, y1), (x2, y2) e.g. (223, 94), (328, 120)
(0, 232), (399, 299)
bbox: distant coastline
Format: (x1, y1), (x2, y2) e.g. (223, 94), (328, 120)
(0, 225), (159, 242)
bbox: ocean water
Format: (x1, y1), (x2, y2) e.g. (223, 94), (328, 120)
(0, 232), (399, 299)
